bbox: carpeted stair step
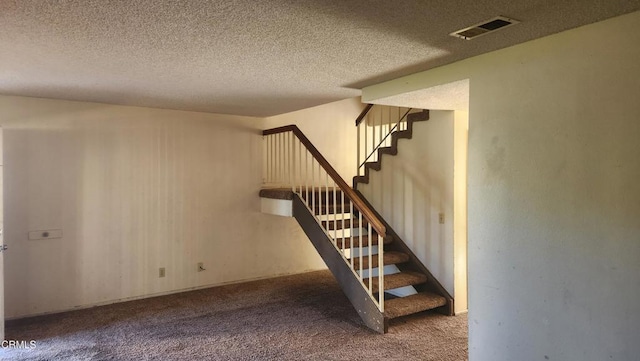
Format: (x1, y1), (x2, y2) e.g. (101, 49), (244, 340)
(259, 188), (294, 200)
(365, 161), (381, 171)
(365, 271), (427, 293)
(394, 130), (412, 139)
(335, 234), (392, 248)
(407, 109), (430, 122)
(384, 292), (447, 319)
(377, 147), (397, 156)
(353, 175), (368, 186)
(350, 251), (410, 269)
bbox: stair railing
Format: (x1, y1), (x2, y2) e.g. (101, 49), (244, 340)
(263, 125), (386, 312)
(356, 105), (413, 178)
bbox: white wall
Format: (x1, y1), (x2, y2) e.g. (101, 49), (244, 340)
(364, 11), (640, 361)
(0, 96), (325, 319)
(358, 110), (468, 313)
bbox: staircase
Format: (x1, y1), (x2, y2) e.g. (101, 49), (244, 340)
(260, 107), (452, 333)
(354, 107), (430, 187)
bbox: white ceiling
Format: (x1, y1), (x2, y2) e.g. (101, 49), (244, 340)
(1, 1), (638, 117)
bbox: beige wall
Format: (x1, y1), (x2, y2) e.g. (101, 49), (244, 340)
(364, 11), (640, 361)
(0, 96), (325, 319)
(358, 110), (468, 313)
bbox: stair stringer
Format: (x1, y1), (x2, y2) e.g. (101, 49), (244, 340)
(292, 195), (387, 333)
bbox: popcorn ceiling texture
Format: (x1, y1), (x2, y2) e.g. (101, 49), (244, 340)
(0, 0), (638, 116)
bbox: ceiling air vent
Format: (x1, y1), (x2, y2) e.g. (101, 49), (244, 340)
(450, 16), (519, 40)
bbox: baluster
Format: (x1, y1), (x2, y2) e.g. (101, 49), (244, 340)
(288, 135), (292, 190)
(359, 210), (363, 281)
(278, 132), (283, 184)
(265, 135), (269, 183)
(357, 121), (361, 177)
(270, 135), (273, 183)
(364, 113), (367, 175)
(325, 171), (329, 230)
(311, 156), (315, 213)
(378, 233), (384, 311)
(341, 190), (346, 254)
(281, 132), (285, 186)
(388, 106), (392, 147)
(349, 202), (354, 269)
(379, 106), (383, 150)
(372, 109), (375, 163)
(319, 162), (323, 217)
(298, 138), (302, 195)
(332, 179), (344, 240)
(368, 222), (373, 294)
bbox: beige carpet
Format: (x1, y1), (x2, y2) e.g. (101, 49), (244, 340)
(3, 270), (468, 361)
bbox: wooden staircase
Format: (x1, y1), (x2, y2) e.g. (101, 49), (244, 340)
(260, 115), (452, 333)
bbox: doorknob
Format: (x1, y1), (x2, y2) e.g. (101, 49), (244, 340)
(0, 245), (7, 252)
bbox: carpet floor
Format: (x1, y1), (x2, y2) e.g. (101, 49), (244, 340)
(3, 270), (468, 361)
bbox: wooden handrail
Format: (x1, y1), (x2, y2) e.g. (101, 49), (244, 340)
(354, 104), (374, 126)
(263, 125), (387, 236)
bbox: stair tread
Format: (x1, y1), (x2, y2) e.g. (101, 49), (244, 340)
(350, 251), (409, 269)
(385, 292), (446, 319)
(407, 109), (429, 122)
(365, 271), (427, 293)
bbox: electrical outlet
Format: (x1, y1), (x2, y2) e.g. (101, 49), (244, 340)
(159, 267), (166, 278)
(197, 262), (205, 272)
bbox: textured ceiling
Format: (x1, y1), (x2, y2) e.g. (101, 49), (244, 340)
(1, 1), (639, 116)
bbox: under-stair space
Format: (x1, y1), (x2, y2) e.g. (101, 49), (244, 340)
(259, 116), (453, 333)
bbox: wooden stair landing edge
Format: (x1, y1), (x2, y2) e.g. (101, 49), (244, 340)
(259, 188), (294, 200)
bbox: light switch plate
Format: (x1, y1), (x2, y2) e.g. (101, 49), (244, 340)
(28, 229), (63, 240)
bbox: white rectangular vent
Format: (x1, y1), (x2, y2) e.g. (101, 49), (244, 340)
(450, 16), (519, 40)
